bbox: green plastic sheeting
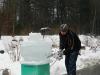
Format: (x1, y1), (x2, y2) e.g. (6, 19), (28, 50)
(21, 63), (50, 75)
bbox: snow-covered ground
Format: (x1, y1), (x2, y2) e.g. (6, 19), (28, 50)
(0, 33), (100, 75)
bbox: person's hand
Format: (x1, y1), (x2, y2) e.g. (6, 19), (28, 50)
(56, 50), (63, 60)
(78, 51), (81, 55)
(56, 55), (63, 60)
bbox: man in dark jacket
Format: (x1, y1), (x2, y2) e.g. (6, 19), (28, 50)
(59, 24), (81, 75)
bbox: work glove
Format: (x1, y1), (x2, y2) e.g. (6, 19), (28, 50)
(56, 50), (63, 60)
(56, 55), (63, 60)
(78, 51), (81, 55)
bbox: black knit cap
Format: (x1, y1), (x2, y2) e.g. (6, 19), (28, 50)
(60, 24), (69, 32)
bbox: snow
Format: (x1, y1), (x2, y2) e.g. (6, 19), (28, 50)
(0, 33), (100, 75)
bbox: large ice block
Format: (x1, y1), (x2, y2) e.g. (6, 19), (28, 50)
(20, 33), (52, 64)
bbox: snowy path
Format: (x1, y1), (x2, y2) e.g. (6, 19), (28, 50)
(61, 64), (100, 75)
(77, 64), (100, 75)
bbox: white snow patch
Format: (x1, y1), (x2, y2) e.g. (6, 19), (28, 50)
(0, 34), (100, 75)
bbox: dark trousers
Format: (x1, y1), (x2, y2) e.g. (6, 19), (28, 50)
(65, 51), (79, 75)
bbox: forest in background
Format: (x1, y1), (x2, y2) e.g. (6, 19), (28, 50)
(0, 0), (100, 35)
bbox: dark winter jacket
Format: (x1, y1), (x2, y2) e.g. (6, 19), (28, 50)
(59, 30), (81, 54)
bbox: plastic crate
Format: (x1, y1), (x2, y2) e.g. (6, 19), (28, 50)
(21, 63), (50, 75)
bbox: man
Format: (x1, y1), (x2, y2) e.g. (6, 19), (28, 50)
(59, 24), (81, 75)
